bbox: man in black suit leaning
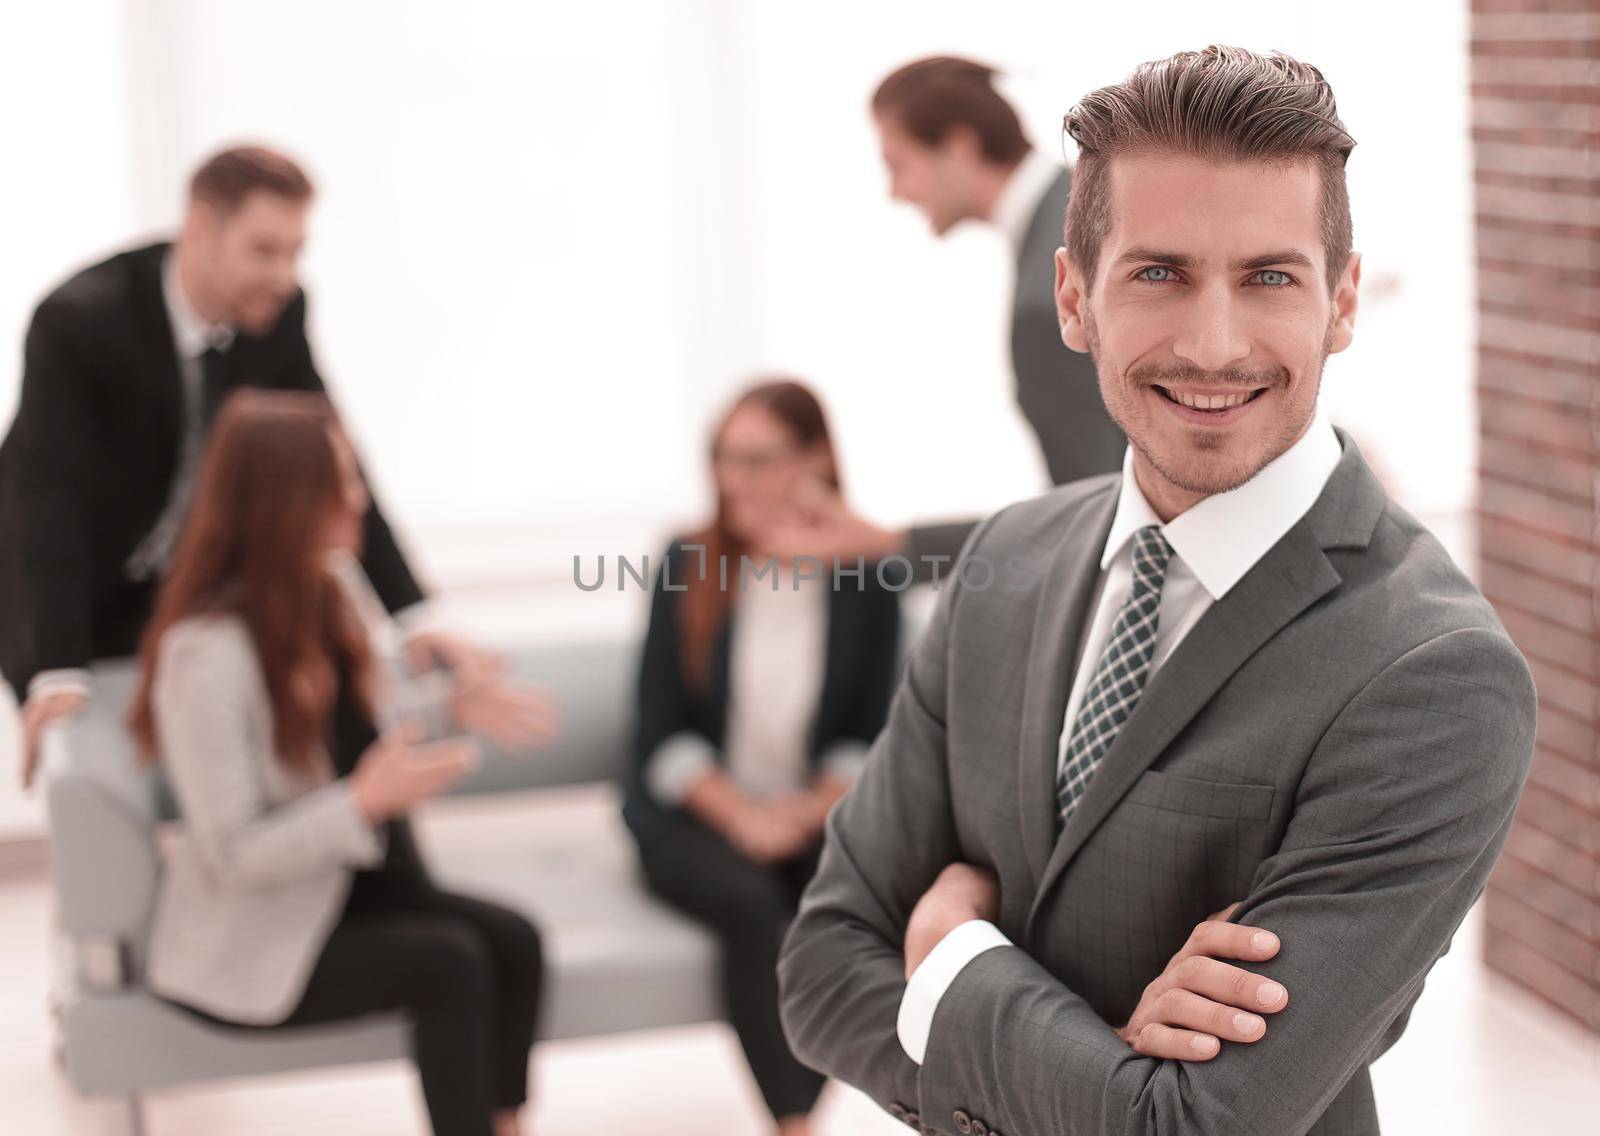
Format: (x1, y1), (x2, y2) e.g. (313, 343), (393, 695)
(1, 145), (539, 785)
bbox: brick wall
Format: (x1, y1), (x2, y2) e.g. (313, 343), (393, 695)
(1471, 0), (1599, 1034)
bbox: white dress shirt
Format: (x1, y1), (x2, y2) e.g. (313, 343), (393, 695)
(647, 566), (866, 804)
(989, 148), (1064, 252)
(896, 406), (1343, 1063)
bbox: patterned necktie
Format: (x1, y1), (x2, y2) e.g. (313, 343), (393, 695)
(1056, 524), (1175, 827)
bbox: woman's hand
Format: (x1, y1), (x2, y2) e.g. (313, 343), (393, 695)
(350, 732), (479, 823)
(682, 769), (815, 865)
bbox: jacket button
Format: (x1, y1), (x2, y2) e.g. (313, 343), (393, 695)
(890, 1102), (909, 1122)
(905, 1111), (921, 1128)
(972, 1120), (990, 1136)
(953, 1110), (974, 1135)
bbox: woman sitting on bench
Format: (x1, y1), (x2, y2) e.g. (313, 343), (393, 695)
(127, 390), (554, 1136)
(622, 378), (903, 1136)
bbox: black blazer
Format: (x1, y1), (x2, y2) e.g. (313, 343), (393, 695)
(621, 539), (904, 844)
(0, 241), (425, 699)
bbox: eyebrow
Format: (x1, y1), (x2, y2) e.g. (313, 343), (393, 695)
(1116, 247), (1316, 272)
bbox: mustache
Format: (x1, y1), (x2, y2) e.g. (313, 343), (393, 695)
(1129, 363), (1290, 389)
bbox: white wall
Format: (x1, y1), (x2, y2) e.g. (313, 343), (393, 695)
(0, 0), (1476, 835)
(745, 0), (1476, 523)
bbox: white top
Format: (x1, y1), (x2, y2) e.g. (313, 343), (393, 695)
(989, 148), (1065, 251)
(896, 406), (1344, 1064)
(646, 565), (866, 803)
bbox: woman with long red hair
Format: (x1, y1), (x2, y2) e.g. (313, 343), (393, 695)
(621, 378), (904, 1136)
(129, 391), (552, 1136)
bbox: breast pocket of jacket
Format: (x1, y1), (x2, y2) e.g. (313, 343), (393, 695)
(1099, 768), (1277, 922)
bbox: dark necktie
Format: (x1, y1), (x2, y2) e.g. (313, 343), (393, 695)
(125, 340), (233, 581)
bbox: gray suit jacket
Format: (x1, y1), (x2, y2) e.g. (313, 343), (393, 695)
(907, 167), (1126, 578)
(779, 430), (1536, 1136)
(145, 597), (453, 1024)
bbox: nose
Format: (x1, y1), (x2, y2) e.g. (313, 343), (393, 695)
(1170, 282), (1252, 373)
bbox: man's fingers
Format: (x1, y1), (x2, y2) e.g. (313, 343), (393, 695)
(1126, 1021), (1222, 1062)
(1155, 987), (1268, 1043)
(1180, 914), (1281, 963)
(1170, 955), (1289, 1013)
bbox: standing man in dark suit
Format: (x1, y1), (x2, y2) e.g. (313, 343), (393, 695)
(764, 57), (1125, 578)
(1, 145), (534, 786)
(778, 47), (1537, 1135)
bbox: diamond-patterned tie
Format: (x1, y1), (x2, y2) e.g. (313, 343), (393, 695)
(1055, 524), (1175, 827)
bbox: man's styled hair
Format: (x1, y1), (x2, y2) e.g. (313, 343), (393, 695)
(1063, 45), (1357, 293)
(189, 145), (314, 215)
(872, 56), (1031, 166)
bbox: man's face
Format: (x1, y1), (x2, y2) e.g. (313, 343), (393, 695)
(187, 191), (308, 335)
(1056, 154), (1359, 500)
(874, 113), (984, 237)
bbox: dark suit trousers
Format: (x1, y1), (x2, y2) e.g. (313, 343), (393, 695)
(637, 813), (826, 1120)
(175, 820), (543, 1136)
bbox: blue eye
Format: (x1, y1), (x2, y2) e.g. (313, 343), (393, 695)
(1138, 266), (1178, 283)
(1255, 269), (1292, 287)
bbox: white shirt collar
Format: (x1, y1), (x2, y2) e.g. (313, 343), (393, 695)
(162, 246), (235, 360)
(990, 148), (1063, 250)
(1099, 403), (1343, 600)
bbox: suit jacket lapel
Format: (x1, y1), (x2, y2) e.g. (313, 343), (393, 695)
(131, 243), (185, 462)
(1024, 431), (1384, 937)
(1016, 481), (1118, 890)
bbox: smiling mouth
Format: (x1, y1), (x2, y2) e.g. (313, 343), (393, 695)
(1153, 385), (1268, 412)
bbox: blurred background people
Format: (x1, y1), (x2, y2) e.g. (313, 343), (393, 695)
(765, 56), (1124, 576)
(128, 391), (550, 1136)
(0, 144), (519, 788)
(621, 379), (903, 1136)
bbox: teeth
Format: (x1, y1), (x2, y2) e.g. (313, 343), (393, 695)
(1165, 388), (1258, 410)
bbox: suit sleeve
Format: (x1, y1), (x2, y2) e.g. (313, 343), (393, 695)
(911, 627), (1536, 1136)
(154, 625), (385, 891)
(905, 520), (978, 585)
(11, 300), (97, 680)
(274, 291), (426, 615)
(777, 516), (999, 1118)
(631, 541), (716, 804)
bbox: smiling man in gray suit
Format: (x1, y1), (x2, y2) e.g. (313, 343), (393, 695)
(778, 46), (1536, 1136)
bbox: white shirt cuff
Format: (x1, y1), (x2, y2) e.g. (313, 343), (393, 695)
(27, 669), (92, 703)
(896, 918), (1013, 1065)
(816, 739), (870, 784)
(644, 731), (718, 805)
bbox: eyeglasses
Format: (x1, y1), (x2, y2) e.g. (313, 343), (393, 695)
(710, 444), (800, 474)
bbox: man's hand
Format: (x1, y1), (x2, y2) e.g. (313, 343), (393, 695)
(1115, 902), (1289, 1060)
(449, 672), (561, 752)
(755, 477), (907, 564)
(904, 863), (1001, 980)
(404, 629), (505, 682)
(19, 689), (88, 790)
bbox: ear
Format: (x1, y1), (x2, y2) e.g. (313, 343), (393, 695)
(1055, 248), (1090, 353)
(941, 123), (983, 164)
(800, 444), (832, 483)
(1327, 250), (1361, 355)
(183, 199), (219, 246)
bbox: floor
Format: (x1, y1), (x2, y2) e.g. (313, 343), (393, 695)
(2, 792), (1597, 1136)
